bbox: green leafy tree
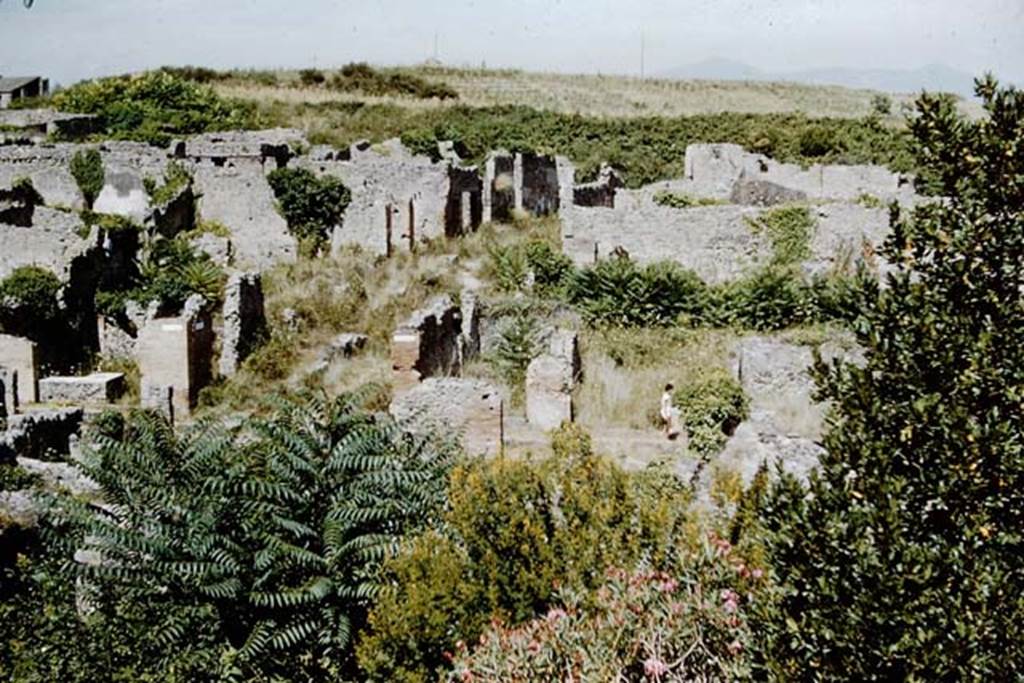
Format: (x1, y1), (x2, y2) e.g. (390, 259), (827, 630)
(755, 76), (1024, 679)
(267, 167), (352, 255)
(47, 391), (456, 680)
(69, 148), (104, 209)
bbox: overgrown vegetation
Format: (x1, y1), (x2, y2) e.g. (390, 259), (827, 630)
(266, 167), (351, 255)
(143, 161), (192, 206)
(69, 148), (104, 209)
(751, 76), (1024, 680)
(329, 62), (458, 100)
(746, 204), (815, 268)
(653, 190), (726, 208)
(52, 71), (262, 146)
(0, 266), (64, 341)
(673, 366), (749, 455)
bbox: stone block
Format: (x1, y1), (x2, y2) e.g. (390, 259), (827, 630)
(140, 383), (174, 423)
(390, 378), (504, 457)
(525, 330), (581, 431)
(137, 306), (214, 421)
(0, 335), (39, 405)
(219, 272), (267, 377)
(38, 373), (125, 405)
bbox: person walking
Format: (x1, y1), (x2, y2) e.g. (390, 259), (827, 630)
(660, 383), (682, 441)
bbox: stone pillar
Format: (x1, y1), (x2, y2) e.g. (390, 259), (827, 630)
(0, 367), (14, 418)
(0, 334), (39, 405)
(556, 156), (576, 212)
(513, 153), (525, 212)
(218, 272), (267, 378)
(137, 303), (214, 421)
(483, 155), (496, 224)
(525, 329), (582, 431)
(461, 191), (472, 232)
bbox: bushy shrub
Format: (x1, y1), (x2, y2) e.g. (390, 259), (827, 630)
(486, 239), (574, 296)
(710, 267), (812, 331)
(52, 71), (261, 146)
(158, 65), (230, 83)
(797, 124), (847, 158)
(69, 148), (104, 209)
(143, 160), (192, 206)
(451, 532), (764, 682)
(356, 424), (690, 682)
(266, 167), (351, 253)
(0, 266), (61, 323)
(298, 68), (326, 87)
(570, 257), (710, 327)
(673, 366), (749, 455)
(331, 63), (458, 100)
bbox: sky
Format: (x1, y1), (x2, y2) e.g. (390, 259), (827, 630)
(0, 0), (1021, 87)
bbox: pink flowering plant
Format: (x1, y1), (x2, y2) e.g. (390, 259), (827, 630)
(449, 531), (763, 682)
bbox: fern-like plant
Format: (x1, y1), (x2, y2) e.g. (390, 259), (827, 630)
(50, 390), (456, 680)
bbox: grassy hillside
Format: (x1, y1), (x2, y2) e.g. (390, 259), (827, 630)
(217, 65), (929, 119)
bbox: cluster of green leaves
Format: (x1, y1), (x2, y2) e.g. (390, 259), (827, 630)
(52, 71), (262, 146)
(95, 236), (225, 315)
(266, 167), (351, 255)
(486, 239), (574, 296)
(673, 366), (750, 456)
(356, 424), (692, 682)
(652, 190), (725, 208)
(746, 205), (815, 268)
(0, 463), (41, 491)
(0, 265), (64, 341)
(751, 77), (1024, 679)
(329, 62), (458, 100)
(142, 161), (192, 206)
(69, 148), (104, 209)
(7, 391), (457, 681)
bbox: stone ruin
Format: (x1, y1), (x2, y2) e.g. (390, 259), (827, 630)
(218, 272), (268, 377)
(483, 151), (576, 222)
(0, 334), (39, 406)
(390, 378), (504, 457)
(560, 143), (916, 283)
(137, 296), (215, 422)
(390, 296), (466, 391)
(525, 329), (582, 431)
(38, 373), (126, 405)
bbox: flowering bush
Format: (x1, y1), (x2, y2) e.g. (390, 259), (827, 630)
(450, 532), (764, 682)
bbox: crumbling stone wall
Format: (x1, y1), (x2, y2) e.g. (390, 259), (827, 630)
(0, 367), (15, 418)
(38, 372), (125, 405)
(390, 378), (504, 456)
(0, 335), (39, 406)
(0, 407), (83, 463)
(391, 296), (464, 391)
(446, 165), (483, 238)
(218, 272), (267, 377)
(137, 299), (214, 421)
(515, 153), (560, 216)
(573, 165), (623, 208)
(483, 152), (515, 223)
(0, 109), (97, 140)
(525, 329), (581, 430)
(0, 144), (86, 209)
(184, 129), (302, 269)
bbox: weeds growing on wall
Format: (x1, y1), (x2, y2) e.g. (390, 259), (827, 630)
(69, 148), (104, 209)
(746, 205), (815, 268)
(143, 161), (192, 206)
(653, 190), (726, 208)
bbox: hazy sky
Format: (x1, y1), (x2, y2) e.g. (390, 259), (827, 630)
(1, 0), (1021, 86)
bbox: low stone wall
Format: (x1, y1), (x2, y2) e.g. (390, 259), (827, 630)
(218, 272), (267, 377)
(390, 378), (504, 457)
(525, 329), (582, 430)
(0, 407), (84, 463)
(391, 296), (464, 391)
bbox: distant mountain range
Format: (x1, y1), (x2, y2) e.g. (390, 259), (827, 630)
(662, 58), (981, 97)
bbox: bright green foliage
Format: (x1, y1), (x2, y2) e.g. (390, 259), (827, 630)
(331, 62), (458, 100)
(673, 366), (750, 456)
(487, 239), (574, 296)
(52, 71), (261, 146)
(746, 205), (815, 268)
(387, 107), (916, 188)
(652, 190), (725, 208)
(95, 237), (226, 315)
(43, 391), (456, 680)
(710, 267), (813, 330)
(356, 424), (691, 682)
(485, 306), (543, 404)
(267, 167), (351, 254)
(0, 265), (63, 341)
(451, 532), (763, 682)
(755, 77), (1024, 679)
(144, 161), (192, 206)
(569, 257), (710, 327)
(69, 148), (104, 209)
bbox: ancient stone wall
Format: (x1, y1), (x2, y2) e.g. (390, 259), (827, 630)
(137, 301), (214, 421)
(483, 152), (515, 224)
(0, 367), (14, 418)
(218, 271), (267, 377)
(525, 329), (581, 430)
(390, 378), (504, 456)
(391, 296), (463, 391)
(0, 407), (83, 463)
(38, 372), (125, 405)
(0, 335), (39, 405)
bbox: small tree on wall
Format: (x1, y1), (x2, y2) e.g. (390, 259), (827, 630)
(267, 168), (351, 256)
(69, 148), (104, 210)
